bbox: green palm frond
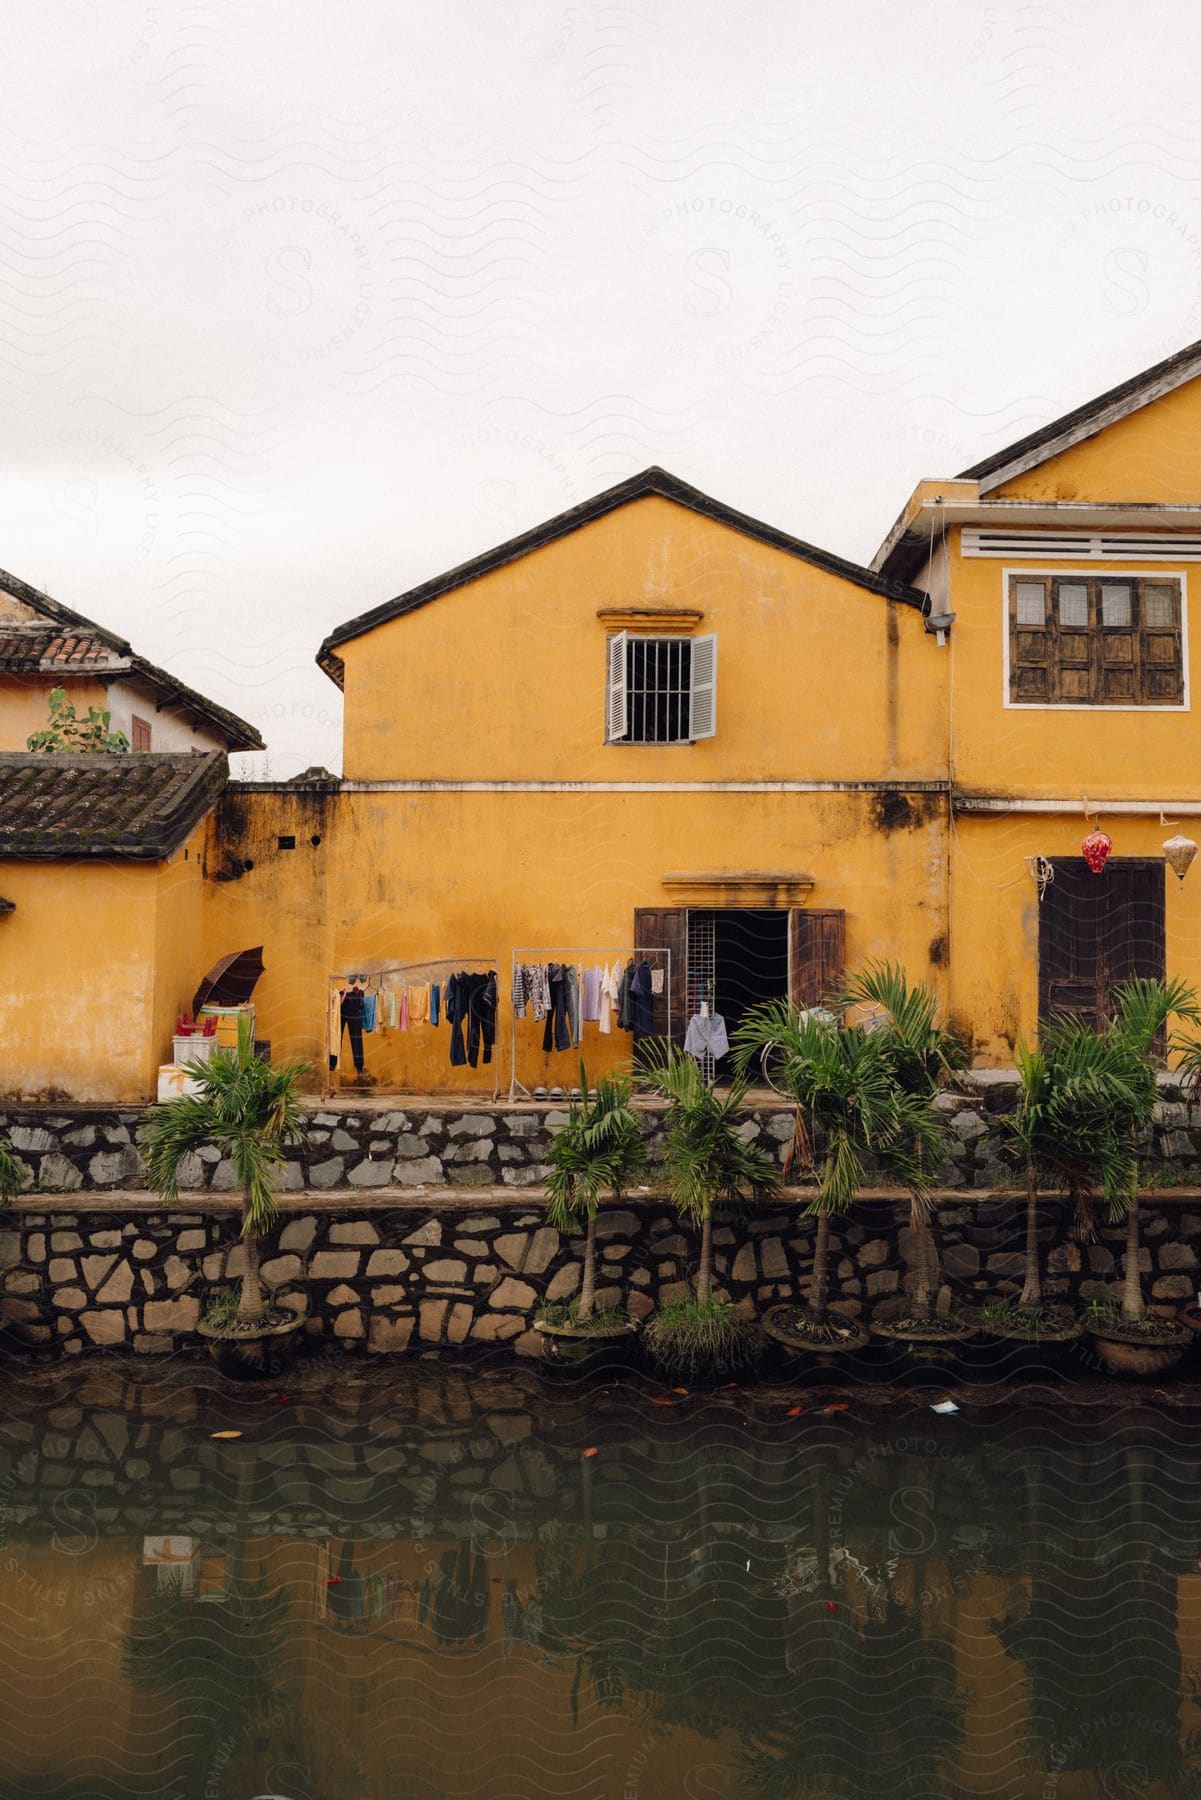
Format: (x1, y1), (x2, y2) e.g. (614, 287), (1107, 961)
(544, 1061), (646, 1231)
(137, 1019), (311, 1238)
(641, 1042), (779, 1223)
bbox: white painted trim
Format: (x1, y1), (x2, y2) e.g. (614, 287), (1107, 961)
(957, 796), (1201, 815)
(975, 354), (1201, 495)
(1000, 566), (1191, 713)
(966, 528), (1201, 560)
(338, 779), (950, 794)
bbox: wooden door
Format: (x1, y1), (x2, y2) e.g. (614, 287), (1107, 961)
(1038, 858), (1165, 1026)
(633, 906), (687, 1044)
(789, 909), (846, 1009)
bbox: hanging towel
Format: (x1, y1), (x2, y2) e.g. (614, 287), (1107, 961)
(362, 992), (378, 1032)
(409, 983), (429, 1025)
(598, 962), (620, 1035)
(582, 964), (602, 1021)
(400, 986), (410, 1031)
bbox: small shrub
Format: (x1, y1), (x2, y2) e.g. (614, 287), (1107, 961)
(644, 1293), (761, 1378)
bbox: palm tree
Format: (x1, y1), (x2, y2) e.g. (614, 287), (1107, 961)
(543, 1063), (645, 1323)
(733, 1002), (914, 1334)
(836, 963), (960, 1320)
(0, 1136), (23, 1202)
(990, 1020), (1139, 1314)
(1105, 976), (1197, 1325)
(137, 1021), (310, 1328)
(640, 1044), (779, 1299)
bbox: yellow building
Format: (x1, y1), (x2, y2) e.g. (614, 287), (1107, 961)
(12, 341), (1201, 1101)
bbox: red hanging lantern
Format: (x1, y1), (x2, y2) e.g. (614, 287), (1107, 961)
(1082, 827), (1113, 875)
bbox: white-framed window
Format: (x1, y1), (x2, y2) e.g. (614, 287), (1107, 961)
(1005, 568), (1188, 709)
(605, 631), (717, 743)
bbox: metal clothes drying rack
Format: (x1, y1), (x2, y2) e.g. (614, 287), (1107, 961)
(508, 946), (671, 1102)
(326, 955), (502, 1100)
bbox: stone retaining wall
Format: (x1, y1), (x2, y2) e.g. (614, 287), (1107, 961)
(2, 1188), (1199, 1358)
(4, 1079), (1201, 1194)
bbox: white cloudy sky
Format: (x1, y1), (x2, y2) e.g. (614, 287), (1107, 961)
(3, 0), (1198, 773)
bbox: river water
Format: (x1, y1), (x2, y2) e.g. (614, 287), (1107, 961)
(1, 1359), (1199, 1798)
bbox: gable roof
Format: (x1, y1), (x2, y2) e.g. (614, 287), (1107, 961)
(0, 751), (228, 859)
(0, 568), (264, 752)
(958, 335), (1201, 492)
(316, 466), (931, 688)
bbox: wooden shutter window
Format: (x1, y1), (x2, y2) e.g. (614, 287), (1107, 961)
(688, 632), (718, 740)
(606, 630), (628, 741)
(131, 715), (152, 751)
(1009, 574), (1184, 706)
(789, 908), (845, 1009)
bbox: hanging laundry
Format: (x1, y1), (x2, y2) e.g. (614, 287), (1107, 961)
(512, 962), (550, 1021)
(409, 983), (429, 1025)
(651, 966), (665, 996)
(362, 991), (378, 1033)
(684, 1010), (730, 1062)
(564, 963), (583, 1046)
(386, 988), (399, 1030)
(445, 973), (469, 1065)
(598, 961), (621, 1035)
(617, 959), (636, 1032)
(430, 982), (440, 1027)
(400, 985), (410, 1031)
(337, 985), (366, 1074)
(582, 964), (603, 1021)
(630, 959), (655, 1035)
(542, 963), (572, 1053)
(466, 971), (498, 1067)
(328, 985), (342, 1071)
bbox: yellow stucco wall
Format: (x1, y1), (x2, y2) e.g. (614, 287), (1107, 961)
(0, 859), (160, 1101)
(338, 493), (946, 782)
(991, 373), (1201, 503)
(0, 673), (113, 751)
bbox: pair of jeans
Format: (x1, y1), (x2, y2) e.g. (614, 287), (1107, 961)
(468, 972), (498, 1067)
(542, 963), (572, 1053)
(338, 991), (365, 1072)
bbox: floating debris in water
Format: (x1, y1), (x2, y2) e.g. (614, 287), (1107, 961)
(209, 1430), (242, 1440)
(930, 1401), (959, 1415)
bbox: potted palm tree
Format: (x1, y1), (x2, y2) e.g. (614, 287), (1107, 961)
(1082, 977), (1195, 1377)
(137, 1020), (311, 1379)
(639, 1043), (780, 1379)
(733, 997), (922, 1366)
(834, 962), (971, 1369)
(981, 1019), (1129, 1362)
(535, 1063), (646, 1366)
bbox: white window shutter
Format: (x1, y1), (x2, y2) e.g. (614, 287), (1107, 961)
(689, 633), (717, 739)
(606, 631), (628, 740)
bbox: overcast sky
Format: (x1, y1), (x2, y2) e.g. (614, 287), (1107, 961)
(4, 1), (1198, 773)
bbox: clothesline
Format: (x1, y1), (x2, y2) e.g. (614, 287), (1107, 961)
(509, 946), (671, 1102)
(325, 954), (502, 1099)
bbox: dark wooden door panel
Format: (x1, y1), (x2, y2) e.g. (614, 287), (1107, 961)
(1038, 858), (1165, 1027)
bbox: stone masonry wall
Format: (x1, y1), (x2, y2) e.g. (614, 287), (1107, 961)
(2, 1188), (1200, 1359)
(4, 1077), (1201, 1195)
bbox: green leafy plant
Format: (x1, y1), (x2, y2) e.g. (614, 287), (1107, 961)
(640, 1042), (779, 1299)
(536, 1299), (628, 1334)
(543, 1062), (645, 1325)
(137, 1020), (310, 1330)
(26, 684), (130, 753)
(989, 1018), (1142, 1317)
(0, 1136), (23, 1202)
(641, 1291), (760, 1379)
(1105, 977), (1198, 1326)
(836, 963), (959, 1323)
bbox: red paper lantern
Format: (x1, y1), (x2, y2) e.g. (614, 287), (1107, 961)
(1082, 827), (1113, 875)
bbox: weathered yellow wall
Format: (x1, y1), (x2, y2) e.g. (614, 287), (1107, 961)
(0, 859), (160, 1101)
(152, 822), (209, 1072)
(339, 493), (946, 782)
(991, 374), (1201, 503)
(944, 530), (1200, 800)
(199, 785), (336, 1076)
(948, 811), (1201, 1059)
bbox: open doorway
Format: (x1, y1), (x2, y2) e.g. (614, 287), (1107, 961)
(688, 908), (790, 1069)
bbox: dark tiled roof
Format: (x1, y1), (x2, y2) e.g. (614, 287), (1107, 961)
(316, 466), (932, 687)
(0, 751), (228, 859)
(0, 624), (115, 670)
(958, 335), (1201, 482)
(0, 568), (264, 752)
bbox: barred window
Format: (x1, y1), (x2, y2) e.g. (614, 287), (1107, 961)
(1008, 573), (1185, 706)
(606, 631), (717, 743)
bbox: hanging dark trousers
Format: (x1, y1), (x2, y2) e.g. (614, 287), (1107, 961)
(445, 973), (469, 1067)
(542, 963), (572, 1053)
(467, 971), (498, 1067)
(337, 989), (365, 1073)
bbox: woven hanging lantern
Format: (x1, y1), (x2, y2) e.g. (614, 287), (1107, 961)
(1081, 827), (1113, 875)
(1163, 833), (1199, 883)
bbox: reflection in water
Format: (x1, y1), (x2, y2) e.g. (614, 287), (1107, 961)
(5, 1366), (1201, 1796)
